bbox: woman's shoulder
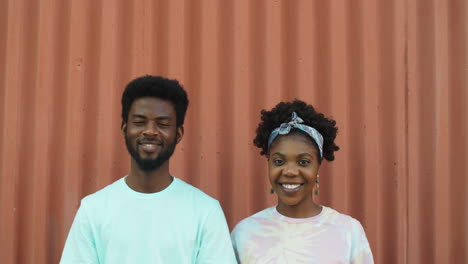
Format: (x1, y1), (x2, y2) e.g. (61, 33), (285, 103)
(324, 207), (373, 261)
(322, 206), (366, 232)
(231, 207), (276, 235)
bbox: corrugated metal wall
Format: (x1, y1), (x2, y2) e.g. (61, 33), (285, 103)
(0, 0), (466, 263)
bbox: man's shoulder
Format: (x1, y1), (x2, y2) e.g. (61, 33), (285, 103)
(173, 177), (219, 206)
(80, 177), (124, 207)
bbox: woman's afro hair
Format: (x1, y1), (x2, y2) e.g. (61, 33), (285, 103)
(253, 100), (340, 162)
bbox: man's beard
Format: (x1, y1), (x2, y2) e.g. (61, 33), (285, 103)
(125, 135), (177, 172)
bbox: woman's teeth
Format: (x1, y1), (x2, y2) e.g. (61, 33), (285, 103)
(282, 183), (301, 190)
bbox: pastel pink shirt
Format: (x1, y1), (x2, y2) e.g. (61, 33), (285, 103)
(231, 206), (373, 264)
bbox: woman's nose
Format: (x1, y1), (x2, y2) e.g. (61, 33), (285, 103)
(284, 165), (299, 176)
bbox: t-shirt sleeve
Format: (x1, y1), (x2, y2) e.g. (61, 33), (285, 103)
(196, 201), (237, 264)
(350, 220), (374, 264)
(60, 200), (99, 264)
(230, 223), (246, 263)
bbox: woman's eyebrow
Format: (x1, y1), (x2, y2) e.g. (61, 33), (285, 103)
(271, 152), (285, 157)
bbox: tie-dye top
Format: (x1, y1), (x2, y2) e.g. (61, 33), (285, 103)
(231, 206), (373, 264)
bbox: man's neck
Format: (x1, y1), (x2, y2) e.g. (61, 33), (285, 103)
(126, 160), (173, 193)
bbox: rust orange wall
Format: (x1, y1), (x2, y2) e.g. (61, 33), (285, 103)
(0, 0), (467, 263)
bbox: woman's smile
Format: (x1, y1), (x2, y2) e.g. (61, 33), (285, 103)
(278, 182), (305, 193)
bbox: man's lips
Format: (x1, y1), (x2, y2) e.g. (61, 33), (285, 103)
(138, 141), (162, 152)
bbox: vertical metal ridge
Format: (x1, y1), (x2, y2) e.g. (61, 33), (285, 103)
(110, 0), (135, 188)
(397, 0), (409, 258)
(16, 0), (41, 261)
(248, 0), (268, 214)
(326, 0), (345, 210)
(195, 0), (220, 198)
(151, 0), (170, 75)
(345, 0), (365, 219)
(280, 0), (299, 99)
(216, 0), (236, 227)
(80, 0), (102, 197)
(231, 0), (257, 226)
(0, 5), (9, 261)
(376, 0), (401, 262)
(432, 0), (451, 262)
(416, 0), (437, 263)
(313, 0), (331, 112)
(407, 0), (419, 261)
(34, 1), (56, 261)
(47, 1), (72, 262)
(182, 0), (203, 187)
(0, 0), (8, 132)
(447, 1), (467, 262)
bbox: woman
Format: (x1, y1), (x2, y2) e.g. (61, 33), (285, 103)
(231, 100), (374, 263)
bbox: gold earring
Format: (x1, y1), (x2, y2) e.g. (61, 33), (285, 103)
(315, 174), (320, 195)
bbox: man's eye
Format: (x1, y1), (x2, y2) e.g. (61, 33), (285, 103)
(158, 123), (170, 127)
(132, 121), (145, 126)
(299, 160), (310, 166)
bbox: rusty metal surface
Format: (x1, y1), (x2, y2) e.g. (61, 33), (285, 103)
(0, 0), (466, 263)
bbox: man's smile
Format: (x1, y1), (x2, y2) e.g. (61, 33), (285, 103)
(138, 140), (163, 153)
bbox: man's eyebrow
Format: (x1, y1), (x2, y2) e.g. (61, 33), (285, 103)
(131, 115), (173, 121)
(131, 114), (147, 119)
(155, 116), (171, 120)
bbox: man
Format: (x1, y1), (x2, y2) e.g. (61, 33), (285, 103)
(61, 75), (236, 263)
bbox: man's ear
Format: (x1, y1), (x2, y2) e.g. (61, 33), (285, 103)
(176, 126), (184, 144)
(121, 121), (127, 136)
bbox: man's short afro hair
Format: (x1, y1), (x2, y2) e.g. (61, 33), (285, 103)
(121, 75), (189, 127)
(253, 100), (339, 162)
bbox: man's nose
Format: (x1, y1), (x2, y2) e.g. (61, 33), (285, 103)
(142, 122), (159, 136)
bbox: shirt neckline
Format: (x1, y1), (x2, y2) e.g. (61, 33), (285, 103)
(121, 175), (178, 199)
(272, 205), (328, 223)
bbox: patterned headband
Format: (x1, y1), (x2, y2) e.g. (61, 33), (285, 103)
(267, 112), (324, 159)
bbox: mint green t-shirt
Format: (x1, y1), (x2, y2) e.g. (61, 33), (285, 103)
(60, 177), (236, 264)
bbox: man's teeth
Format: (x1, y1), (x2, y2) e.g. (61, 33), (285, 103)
(140, 143), (159, 152)
(282, 184), (301, 189)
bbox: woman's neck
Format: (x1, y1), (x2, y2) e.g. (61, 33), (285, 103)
(276, 200), (322, 218)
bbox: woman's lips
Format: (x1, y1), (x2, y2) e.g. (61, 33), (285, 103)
(279, 183), (304, 193)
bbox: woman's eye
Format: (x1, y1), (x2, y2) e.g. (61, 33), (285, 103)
(299, 160), (310, 166)
(273, 159), (284, 166)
